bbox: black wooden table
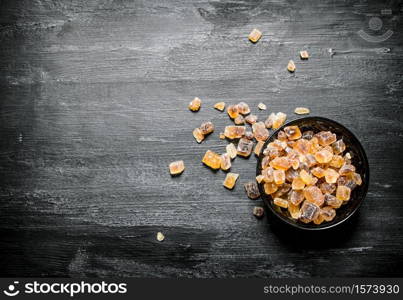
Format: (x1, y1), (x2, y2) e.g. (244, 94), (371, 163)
(1, 0), (402, 277)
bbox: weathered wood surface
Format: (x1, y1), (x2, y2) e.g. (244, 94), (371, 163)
(0, 0), (402, 277)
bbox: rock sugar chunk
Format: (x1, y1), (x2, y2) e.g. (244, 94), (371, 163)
(189, 97), (201, 111)
(237, 138), (254, 157)
(248, 28), (262, 43)
(202, 150), (221, 170)
(223, 172), (239, 189)
(244, 182), (261, 199)
(169, 160), (185, 175)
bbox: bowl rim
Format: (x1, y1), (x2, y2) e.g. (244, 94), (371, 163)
(257, 116), (370, 231)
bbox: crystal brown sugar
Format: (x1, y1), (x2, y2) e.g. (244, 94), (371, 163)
(258, 125), (361, 225)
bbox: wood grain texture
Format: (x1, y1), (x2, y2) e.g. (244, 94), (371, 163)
(0, 0), (403, 277)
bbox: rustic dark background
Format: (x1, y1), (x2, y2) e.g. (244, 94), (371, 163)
(0, 0), (402, 277)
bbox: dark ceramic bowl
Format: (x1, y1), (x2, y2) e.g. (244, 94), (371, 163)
(257, 116), (369, 230)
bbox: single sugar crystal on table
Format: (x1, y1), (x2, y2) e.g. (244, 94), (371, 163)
(248, 28), (262, 43)
(258, 103), (266, 110)
(237, 102), (251, 115)
(200, 121), (214, 135)
(244, 182), (260, 199)
(245, 114), (258, 124)
(300, 50), (309, 59)
(214, 102), (225, 111)
(303, 186), (324, 206)
(237, 138), (254, 157)
(224, 125), (246, 139)
(253, 206), (264, 218)
(273, 197), (288, 208)
(223, 172), (239, 189)
(265, 113), (276, 128)
(253, 125), (269, 142)
(300, 201), (320, 221)
(336, 185), (351, 201)
(193, 128), (204, 143)
(227, 104), (239, 119)
(294, 107), (310, 115)
(290, 190), (305, 206)
(273, 112), (287, 129)
(287, 60), (296, 72)
(234, 115), (245, 125)
(156, 232), (165, 242)
(169, 160), (185, 175)
(220, 153), (231, 171)
(284, 126), (302, 140)
(226, 143), (237, 159)
(188, 97), (201, 111)
(202, 150), (221, 170)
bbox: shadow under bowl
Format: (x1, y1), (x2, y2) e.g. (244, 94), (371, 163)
(257, 116), (369, 231)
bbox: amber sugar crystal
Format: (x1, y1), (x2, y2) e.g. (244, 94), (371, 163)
(200, 121), (214, 135)
(202, 150), (221, 170)
(214, 102), (225, 111)
(227, 104), (239, 119)
(226, 143), (237, 159)
(248, 28), (262, 43)
(220, 153), (231, 171)
(244, 182), (260, 199)
(169, 160), (185, 175)
(287, 60), (296, 72)
(193, 128), (204, 143)
(270, 157), (292, 171)
(284, 126), (302, 140)
(223, 172), (239, 189)
(237, 138), (254, 157)
(264, 182), (278, 194)
(303, 186), (324, 206)
(300, 50), (309, 60)
(188, 97), (201, 111)
(273, 198), (288, 208)
(336, 185), (351, 201)
(224, 125), (245, 139)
